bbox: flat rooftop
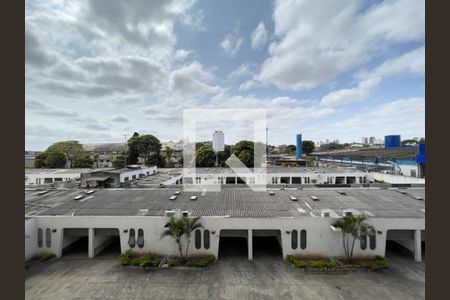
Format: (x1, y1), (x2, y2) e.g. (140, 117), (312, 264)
(25, 168), (114, 175)
(184, 167), (365, 174)
(32, 187), (425, 219)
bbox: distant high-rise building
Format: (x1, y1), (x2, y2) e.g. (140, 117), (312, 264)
(212, 131), (224, 152)
(369, 137), (375, 144)
(362, 137), (368, 144)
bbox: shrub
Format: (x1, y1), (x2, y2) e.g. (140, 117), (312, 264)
(371, 256), (389, 270)
(167, 258), (175, 267)
(131, 256), (149, 267)
(119, 250), (133, 266)
(285, 255), (307, 268)
(308, 260), (337, 270)
(195, 255), (216, 267)
(39, 252), (56, 262)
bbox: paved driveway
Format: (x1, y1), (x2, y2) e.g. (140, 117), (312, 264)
(25, 252), (424, 300)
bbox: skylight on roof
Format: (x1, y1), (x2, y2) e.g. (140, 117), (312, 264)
(174, 191), (181, 195)
(289, 195), (298, 201)
(190, 196), (197, 201)
(169, 195), (177, 200)
(74, 195), (84, 200)
(310, 195), (319, 201)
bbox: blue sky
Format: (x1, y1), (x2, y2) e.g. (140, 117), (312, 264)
(25, 0), (424, 150)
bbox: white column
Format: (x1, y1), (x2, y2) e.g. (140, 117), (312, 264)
(248, 230), (253, 261)
(414, 230), (422, 262)
(88, 228), (95, 258)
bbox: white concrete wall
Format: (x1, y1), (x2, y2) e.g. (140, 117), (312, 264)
(31, 215), (424, 260)
(25, 172), (82, 185)
(25, 219), (37, 261)
(373, 173), (425, 184)
(119, 166), (157, 182)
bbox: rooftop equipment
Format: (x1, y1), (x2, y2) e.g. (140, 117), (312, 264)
(164, 210), (174, 217)
(181, 211), (189, 217)
(310, 195), (319, 201)
(268, 190), (275, 195)
(174, 191), (181, 195)
(73, 195), (84, 200)
(169, 195), (177, 200)
(190, 196), (198, 201)
(289, 195), (298, 201)
(322, 212), (330, 217)
(86, 190), (95, 194)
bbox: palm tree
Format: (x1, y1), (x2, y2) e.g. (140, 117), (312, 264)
(332, 213), (375, 261)
(160, 216), (185, 258)
(181, 216), (203, 258)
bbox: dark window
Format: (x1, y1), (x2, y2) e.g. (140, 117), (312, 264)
(132, 175), (137, 179)
(204, 230), (210, 249)
(292, 177), (301, 184)
(291, 230), (298, 249)
(195, 229), (201, 249)
(360, 233), (367, 250)
(137, 229), (144, 248)
(300, 230), (307, 249)
(37, 228), (43, 248)
(369, 229), (376, 250)
(45, 228), (51, 248)
(124, 177), (129, 182)
(54, 178), (62, 182)
(128, 229), (135, 248)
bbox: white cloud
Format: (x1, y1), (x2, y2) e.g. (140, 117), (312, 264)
(255, 0), (424, 91)
(320, 46), (424, 106)
(228, 63), (251, 78)
(239, 80), (261, 91)
(220, 25), (244, 57)
(251, 22), (268, 49)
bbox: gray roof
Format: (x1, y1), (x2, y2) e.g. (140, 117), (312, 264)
(185, 167), (364, 175)
(33, 187), (425, 219)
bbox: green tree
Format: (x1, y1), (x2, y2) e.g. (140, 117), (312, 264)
(217, 145), (231, 167)
(160, 216), (185, 258)
(332, 214), (375, 261)
(126, 132), (140, 165)
(181, 216), (203, 257)
(286, 144), (296, 154)
(73, 154), (93, 168)
(302, 140), (315, 155)
(44, 151), (67, 168)
(195, 146), (216, 167)
(46, 141), (85, 168)
(160, 215), (203, 259)
(93, 153), (99, 168)
(112, 154), (126, 168)
(34, 152), (49, 168)
(165, 146), (174, 167)
(230, 140), (254, 167)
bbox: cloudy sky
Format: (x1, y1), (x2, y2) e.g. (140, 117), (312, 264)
(25, 0), (424, 150)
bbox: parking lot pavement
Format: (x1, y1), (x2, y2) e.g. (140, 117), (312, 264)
(25, 253), (425, 300)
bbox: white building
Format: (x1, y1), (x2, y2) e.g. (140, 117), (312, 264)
(25, 187), (425, 262)
(212, 131), (225, 152)
(180, 167), (373, 186)
(25, 168), (92, 185)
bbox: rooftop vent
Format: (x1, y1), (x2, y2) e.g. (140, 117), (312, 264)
(181, 211), (189, 217)
(190, 195), (198, 201)
(169, 195), (177, 201)
(73, 195), (84, 200)
(37, 191), (48, 195)
(86, 190), (95, 194)
(174, 190), (181, 195)
(310, 195), (319, 201)
(289, 195), (298, 201)
(268, 190), (275, 195)
(164, 210), (174, 217)
(413, 196), (424, 201)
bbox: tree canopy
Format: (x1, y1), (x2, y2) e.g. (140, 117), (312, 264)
(73, 154), (94, 168)
(44, 151), (67, 168)
(195, 146), (216, 167)
(126, 132), (164, 167)
(46, 141), (85, 168)
(302, 140), (315, 155)
(286, 144), (296, 154)
(230, 140), (254, 168)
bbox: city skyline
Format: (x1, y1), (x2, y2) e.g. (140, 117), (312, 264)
(26, 0), (424, 150)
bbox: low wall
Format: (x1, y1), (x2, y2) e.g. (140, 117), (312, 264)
(373, 173), (425, 184)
